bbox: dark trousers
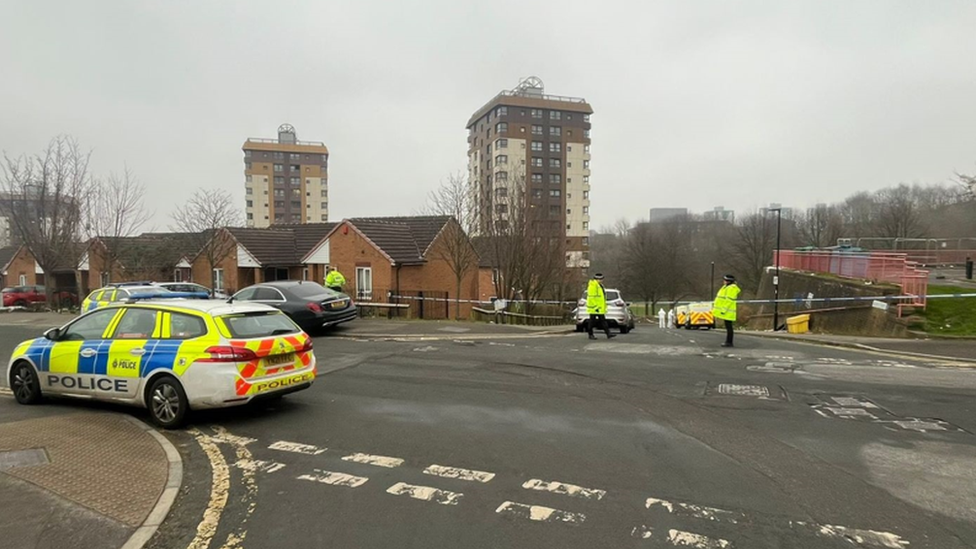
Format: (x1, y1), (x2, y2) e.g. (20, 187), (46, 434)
(724, 319), (734, 345)
(588, 314), (612, 338)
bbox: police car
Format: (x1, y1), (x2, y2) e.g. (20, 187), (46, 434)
(81, 285), (204, 313)
(6, 300), (316, 428)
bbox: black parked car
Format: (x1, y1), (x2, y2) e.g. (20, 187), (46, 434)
(231, 281), (356, 332)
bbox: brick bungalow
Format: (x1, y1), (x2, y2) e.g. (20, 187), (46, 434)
(303, 216), (482, 318)
(0, 245), (31, 288)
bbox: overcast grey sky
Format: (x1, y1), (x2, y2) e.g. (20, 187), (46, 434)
(2, 1), (975, 230)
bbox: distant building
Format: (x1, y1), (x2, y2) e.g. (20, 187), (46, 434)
(702, 206), (735, 223)
(466, 77), (593, 270)
(243, 124), (330, 228)
(760, 203), (794, 220)
(648, 208), (688, 222)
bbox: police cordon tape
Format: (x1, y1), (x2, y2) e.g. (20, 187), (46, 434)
(380, 292), (976, 307)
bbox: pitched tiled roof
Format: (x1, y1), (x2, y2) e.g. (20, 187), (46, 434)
(0, 245), (18, 271)
(226, 227), (301, 265)
(270, 222), (337, 257)
(347, 216), (452, 265)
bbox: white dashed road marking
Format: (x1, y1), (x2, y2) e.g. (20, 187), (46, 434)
(386, 482), (463, 505)
(795, 522), (910, 548)
(234, 459), (286, 474)
(667, 529), (731, 548)
(297, 469), (368, 488)
(269, 441), (327, 455)
(423, 464), (495, 483)
(646, 497), (744, 524)
(342, 453), (404, 468)
(495, 501), (586, 525)
(522, 478), (606, 500)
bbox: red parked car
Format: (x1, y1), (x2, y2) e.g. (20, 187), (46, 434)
(1, 285), (77, 308)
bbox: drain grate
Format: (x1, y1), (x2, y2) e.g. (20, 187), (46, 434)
(717, 384), (770, 397)
(0, 448), (49, 470)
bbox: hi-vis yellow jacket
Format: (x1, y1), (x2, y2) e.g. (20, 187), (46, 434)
(713, 283), (741, 322)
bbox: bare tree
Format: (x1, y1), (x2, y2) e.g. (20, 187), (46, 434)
(874, 184), (927, 239)
(729, 211), (776, 293)
(86, 166), (150, 280)
(170, 189), (241, 290)
(1, 136), (94, 302)
(425, 173), (480, 320)
(796, 203), (844, 248)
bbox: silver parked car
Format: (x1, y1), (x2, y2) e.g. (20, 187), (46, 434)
(574, 288), (636, 334)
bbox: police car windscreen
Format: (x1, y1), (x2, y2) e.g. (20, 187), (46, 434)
(129, 288), (172, 296)
(222, 312), (300, 338)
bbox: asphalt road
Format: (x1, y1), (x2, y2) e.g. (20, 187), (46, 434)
(3, 322), (976, 549)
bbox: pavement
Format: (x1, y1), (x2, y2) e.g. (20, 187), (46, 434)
(3, 317), (976, 548)
(742, 329), (976, 363)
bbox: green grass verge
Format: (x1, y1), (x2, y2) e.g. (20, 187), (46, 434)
(916, 286), (976, 336)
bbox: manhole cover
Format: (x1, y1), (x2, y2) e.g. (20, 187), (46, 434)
(717, 384), (770, 397)
(0, 448), (49, 470)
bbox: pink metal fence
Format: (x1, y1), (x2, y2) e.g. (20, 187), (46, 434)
(774, 250), (928, 311)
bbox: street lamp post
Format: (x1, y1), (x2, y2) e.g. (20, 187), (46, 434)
(710, 261), (715, 298)
(768, 207), (783, 331)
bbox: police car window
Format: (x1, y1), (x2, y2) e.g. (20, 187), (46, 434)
(111, 289), (130, 301)
(62, 309), (118, 341)
(221, 312), (299, 338)
(113, 309), (158, 339)
(606, 291), (620, 301)
(168, 313), (207, 339)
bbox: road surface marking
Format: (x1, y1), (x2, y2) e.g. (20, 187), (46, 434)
(667, 529), (730, 548)
(0, 387), (13, 397)
(522, 479), (606, 500)
(186, 429), (230, 549)
(831, 396), (878, 408)
(646, 497), (744, 524)
(211, 426), (257, 549)
(632, 525), (654, 539)
(792, 521), (909, 548)
(234, 459), (286, 474)
(424, 464), (495, 483)
(342, 453), (404, 468)
(269, 441), (327, 455)
(495, 501), (585, 525)
(297, 469), (368, 488)
(386, 482), (463, 505)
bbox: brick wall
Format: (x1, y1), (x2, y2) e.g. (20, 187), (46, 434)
(396, 229), (481, 318)
(5, 246), (37, 287)
(327, 222), (393, 298)
(191, 232), (240, 293)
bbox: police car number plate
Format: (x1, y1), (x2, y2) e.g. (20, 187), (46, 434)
(264, 353), (294, 366)
(330, 300), (347, 309)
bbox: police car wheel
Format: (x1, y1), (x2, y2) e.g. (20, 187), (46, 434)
(148, 377), (188, 429)
(11, 362), (41, 405)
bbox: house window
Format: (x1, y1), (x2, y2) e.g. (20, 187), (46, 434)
(244, 150), (252, 158)
(291, 200), (301, 208)
(583, 206), (589, 214)
(321, 214), (328, 221)
(212, 268), (224, 291)
(496, 138), (508, 149)
(531, 157), (543, 168)
(583, 114), (591, 122)
(496, 171), (507, 181)
(550, 126), (561, 137)
(496, 122), (507, 133)
(567, 208), (571, 214)
(549, 142), (561, 153)
(290, 153), (301, 161)
(584, 144), (591, 154)
(583, 160), (590, 169)
(495, 187), (508, 197)
(550, 174), (561, 184)
(550, 111), (561, 120)
(532, 189), (543, 199)
(247, 213), (253, 220)
(531, 174), (543, 183)
(531, 109), (543, 119)
(273, 152), (284, 160)
(583, 222), (589, 230)
(486, 144), (492, 155)
(582, 237), (589, 246)
(531, 141), (542, 152)
(531, 125), (543, 135)
(302, 267), (309, 281)
(495, 154), (508, 165)
(291, 164), (300, 172)
(321, 189), (328, 197)
(583, 175), (590, 184)
(245, 162), (252, 170)
(495, 204), (508, 214)
(245, 175), (252, 183)
(549, 189), (561, 197)
(496, 106), (508, 116)
(174, 269), (183, 282)
(290, 177), (300, 186)
(583, 190), (589, 199)
(246, 187), (253, 194)
(549, 205), (560, 216)
(246, 200), (253, 207)
(274, 189), (285, 197)
(549, 158), (561, 169)
(274, 201), (284, 208)
(274, 176), (284, 185)
(291, 188), (301, 197)
(356, 267), (373, 301)
(584, 129), (590, 138)
(274, 164), (283, 172)
(321, 202), (327, 208)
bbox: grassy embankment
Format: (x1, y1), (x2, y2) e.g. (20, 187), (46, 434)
(913, 285), (976, 336)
